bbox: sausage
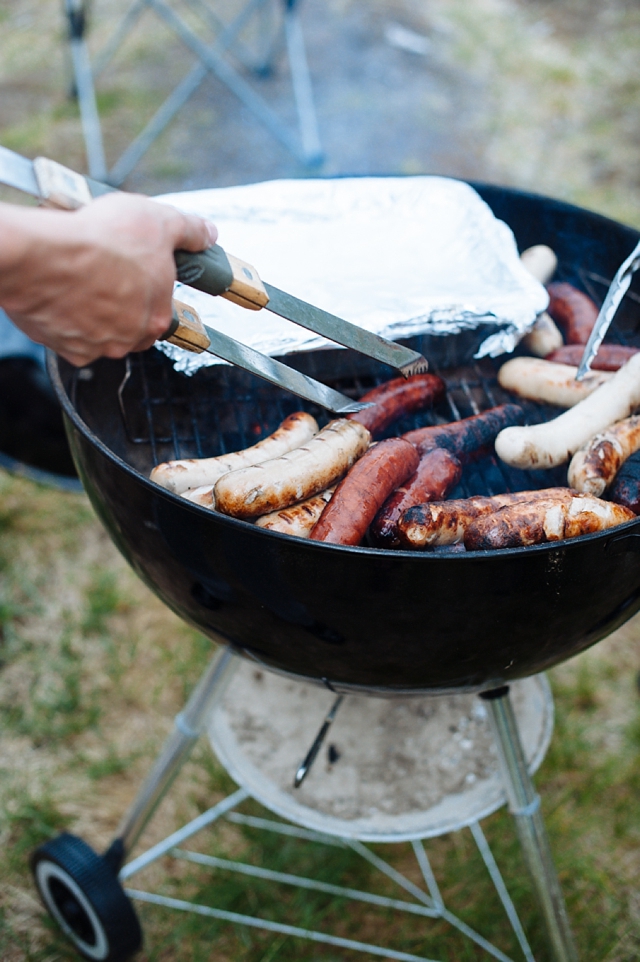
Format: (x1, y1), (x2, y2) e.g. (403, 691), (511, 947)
(369, 448), (462, 548)
(567, 416), (640, 496)
(495, 353), (640, 470)
(403, 404), (524, 460)
(181, 485), (215, 508)
(498, 357), (611, 408)
(150, 411), (318, 495)
(520, 245), (558, 284)
(464, 496), (634, 550)
(347, 373), (446, 438)
(397, 488), (578, 549)
(522, 313), (564, 358)
(609, 450), (640, 514)
(255, 486), (336, 538)
(214, 419), (371, 519)
(546, 344), (639, 371)
(309, 438), (420, 545)
(546, 282), (599, 344)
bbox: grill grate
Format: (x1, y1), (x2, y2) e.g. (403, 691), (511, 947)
(77, 254), (640, 505)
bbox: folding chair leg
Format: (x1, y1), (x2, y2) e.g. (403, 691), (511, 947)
(64, 0), (108, 180)
(283, 0), (323, 163)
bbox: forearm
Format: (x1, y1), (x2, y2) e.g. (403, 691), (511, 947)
(0, 203), (87, 315)
(0, 193), (216, 366)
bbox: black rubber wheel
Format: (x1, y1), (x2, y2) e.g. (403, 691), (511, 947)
(31, 834), (142, 961)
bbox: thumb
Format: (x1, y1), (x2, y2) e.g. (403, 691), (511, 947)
(163, 205), (218, 252)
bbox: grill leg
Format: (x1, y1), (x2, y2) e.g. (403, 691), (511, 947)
(481, 686), (579, 962)
(108, 646), (237, 865)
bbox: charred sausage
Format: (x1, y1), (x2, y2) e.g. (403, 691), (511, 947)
(309, 438), (419, 546)
(151, 411), (318, 495)
(255, 486), (336, 538)
(546, 344), (639, 371)
(347, 373), (446, 438)
(495, 353), (640, 470)
(498, 357), (611, 407)
(568, 415), (640, 496)
(370, 447), (462, 548)
(403, 404), (524, 460)
(609, 450), (640, 514)
(546, 282), (599, 344)
(397, 488), (577, 549)
(214, 419), (370, 519)
(464, 496), (634, 550)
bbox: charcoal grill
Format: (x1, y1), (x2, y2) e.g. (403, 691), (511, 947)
(33, 183), (640, 961)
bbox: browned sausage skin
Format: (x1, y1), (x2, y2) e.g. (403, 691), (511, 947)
(370, 447), (462, 548)
(347, 373), (446, 438)
(545, 344), (639, 371)
(403, 404), (524, 460)
(310, 438), (420, 546)
(609, 450), (640, 514)
(398, 488), (579, 549)
(546, 282), (599, 345)
(464, 496), (635, 550)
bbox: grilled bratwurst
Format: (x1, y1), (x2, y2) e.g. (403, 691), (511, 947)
(215, 419), (370, 519)
(151, 411), (318, 495)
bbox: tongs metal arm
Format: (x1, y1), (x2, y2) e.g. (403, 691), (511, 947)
(576, 238), (640, 380)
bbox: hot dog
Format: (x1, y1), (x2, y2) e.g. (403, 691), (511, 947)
(403, 404), (524, 459)
(546, 344), (639, 371)
(567, 416), (640, 496)
(214, 419), (370, 519)
(397, 488), (578, 549)
(347, 373), (446, 438)
(546, 282), (599, 344)
(495, 353), (640, 470)
(464, 496), (634, 550)
(519, 245), (563, 357)
(151, 411), (319, 495)
(609, 450), (640, 514)
(309, 438), (419, 546)
(497, 357), (611, 408)
(370, 447), (462, 548)
(255, 486), (336, 538)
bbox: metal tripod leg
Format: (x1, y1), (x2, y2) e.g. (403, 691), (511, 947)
(481, 686), (578, 962)
(111, 646), (237, 862)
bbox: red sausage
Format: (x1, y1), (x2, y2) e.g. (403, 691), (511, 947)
(370, 447), (462, 548)
(546, 282), (599, 345)
(347, 373), (446, 438)
(546, 343), (639, 371)
(309, 438), (420, 546)
(609, 449), (640, 514)
(403, 404), (524, 460)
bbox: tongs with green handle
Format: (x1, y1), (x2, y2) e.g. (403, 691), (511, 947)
(0, 148), (429, 412)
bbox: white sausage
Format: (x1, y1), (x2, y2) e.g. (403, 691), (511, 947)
(498, 357), (611, 407)
(519, 246), (563, 357)
(215, 419), (371, 519)
(150, 411), (318, 495)
(496, 352), (640, 469)
(522, 313), (564, 358)
(255, 486), (336, 537)
(181, 485), (215, 508)
(568, 415), (640, 496)
(520, 245), (558, 284)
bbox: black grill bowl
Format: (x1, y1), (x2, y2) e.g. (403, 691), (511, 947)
(49, 183), (640, 695)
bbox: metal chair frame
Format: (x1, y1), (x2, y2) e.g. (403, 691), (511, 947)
(63, 0), (323, 185)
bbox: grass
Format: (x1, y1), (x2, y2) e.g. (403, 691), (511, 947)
(2, 0), (640, 959)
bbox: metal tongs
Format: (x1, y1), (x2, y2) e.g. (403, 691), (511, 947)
(576, 238), (640, 380)
(0, 146), (428, 414)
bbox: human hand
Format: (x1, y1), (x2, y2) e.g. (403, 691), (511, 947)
(0, 193), (218, 366)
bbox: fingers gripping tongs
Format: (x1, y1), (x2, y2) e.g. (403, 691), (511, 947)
(0, 146), (428, 414)
(576, 238), (640, 381)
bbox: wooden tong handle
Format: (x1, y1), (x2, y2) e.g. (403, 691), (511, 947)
(32, 157), (269, 353)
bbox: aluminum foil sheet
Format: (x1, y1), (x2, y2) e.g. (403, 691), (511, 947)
(155, 176), (548, 374)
